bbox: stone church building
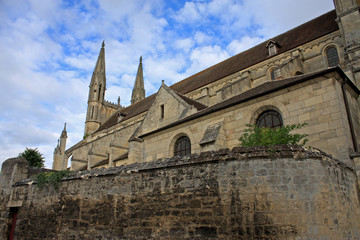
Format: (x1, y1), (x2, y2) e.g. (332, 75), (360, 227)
(53, 0), (360, 172)
(2, 1), (360, 239)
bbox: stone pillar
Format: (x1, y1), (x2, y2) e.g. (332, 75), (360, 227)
(128, 140), (143, 164)
(0, 157), (29, 191)
(333, 0), (360, 86)
(0, 157), (29, 239)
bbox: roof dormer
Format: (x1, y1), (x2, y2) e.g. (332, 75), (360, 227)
(266, 40), (280, 56)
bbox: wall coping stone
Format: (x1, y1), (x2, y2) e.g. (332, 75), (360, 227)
(13, 145), (354, 186)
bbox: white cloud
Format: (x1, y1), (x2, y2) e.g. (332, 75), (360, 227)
(173, 2), (201, 23)
(194, 32), (211, 44)
(227, 36), (264, 55)
(186, 45), (230, 75)
(174, 38), (194, 53)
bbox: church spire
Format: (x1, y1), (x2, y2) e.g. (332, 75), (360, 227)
(89, 40), (106, 98)
(53, 123), (68, 171)
(84, 41), (107, 136)
(61, 123), (67, 139)
(131, 56), (145, 105)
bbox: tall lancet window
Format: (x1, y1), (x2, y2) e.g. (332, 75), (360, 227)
(98, 84), (102, 101)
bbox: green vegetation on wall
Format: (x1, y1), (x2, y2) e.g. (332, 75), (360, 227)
(239, 123), (308, 147)
(35, 171), (69, 189)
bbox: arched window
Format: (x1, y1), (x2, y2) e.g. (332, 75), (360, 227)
(326, 47), (339, 67)
(174, 136), (191, 157)
(256, 110), (283, 128)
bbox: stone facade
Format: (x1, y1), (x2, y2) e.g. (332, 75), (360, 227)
(55, 2), (360, 172)
(1, 147), (359, 239)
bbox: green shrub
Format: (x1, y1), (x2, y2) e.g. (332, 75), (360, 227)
(19, 148), (44, 167)
(239, 123), (308, 147)
(35, 171), (69, 189)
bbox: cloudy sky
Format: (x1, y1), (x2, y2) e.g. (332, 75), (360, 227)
(0, 0), (335, 168)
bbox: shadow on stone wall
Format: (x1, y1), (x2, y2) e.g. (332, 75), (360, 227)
(1, 145), (360, 239)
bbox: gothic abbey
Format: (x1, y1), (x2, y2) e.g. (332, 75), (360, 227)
(2, 1), (360, 238)
(53, 0), (360, 172)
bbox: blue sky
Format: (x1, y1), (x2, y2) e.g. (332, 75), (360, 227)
(0, 0), (335, 168)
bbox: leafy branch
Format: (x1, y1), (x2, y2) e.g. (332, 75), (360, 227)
(35, 171), (70, 189)
(239, 123), (308, 147)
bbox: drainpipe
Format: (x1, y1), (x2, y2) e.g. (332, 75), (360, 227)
(341, 77), (358, 152)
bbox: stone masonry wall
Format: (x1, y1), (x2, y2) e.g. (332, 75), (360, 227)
(1, 146), (360, 239)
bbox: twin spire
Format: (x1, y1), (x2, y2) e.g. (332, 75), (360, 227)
(92, 41), (145, 105)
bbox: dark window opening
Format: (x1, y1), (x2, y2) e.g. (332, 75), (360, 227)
(256, 110), (283, 128)
(326, 47), (339, 67)
(9, 207), (18, 240)
(174, 136), (191, 157)
(160, 104), (164, 119)
(98, 84), (102, 101)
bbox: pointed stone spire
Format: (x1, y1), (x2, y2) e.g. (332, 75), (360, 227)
(54, 139), (60, 154)
(59, 123), (67, 154)
(61, 123), (67, 139)
(53, 123), (69, 171)
(85, 41), (107, 136)
(131, 56), (145, 105)
(89, 40), (106, 100)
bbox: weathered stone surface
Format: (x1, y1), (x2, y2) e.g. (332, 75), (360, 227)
(1, 147), (359, 239)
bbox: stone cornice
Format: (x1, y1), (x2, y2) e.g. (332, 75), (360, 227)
(336, 6), (360, 20)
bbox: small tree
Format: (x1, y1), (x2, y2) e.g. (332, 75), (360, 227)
(239, 123), (308, 147)
(19, 148), (45, 167)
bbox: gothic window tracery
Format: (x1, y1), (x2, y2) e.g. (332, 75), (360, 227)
(256, 110), (283, 128)
(326, 46), (339, 67)
(174, 136), (191, 157)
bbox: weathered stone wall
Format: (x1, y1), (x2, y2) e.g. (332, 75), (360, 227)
(143, 73), (357, 164)
(1, 146), (360, 239)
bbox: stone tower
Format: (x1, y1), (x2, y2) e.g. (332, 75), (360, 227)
(131, 56), (145, 104)
(333, 0), (360, 86)
(53, 123), (68, 170)
(85, 41), (107, 136)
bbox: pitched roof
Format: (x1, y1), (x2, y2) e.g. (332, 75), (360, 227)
(178, 94), (207, 110)
(94, 10), (338, 134)
(170, 10), (338, 94)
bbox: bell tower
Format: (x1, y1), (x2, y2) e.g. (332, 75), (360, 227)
(84, 41), (107, 136)
(333, 0), (360, 86)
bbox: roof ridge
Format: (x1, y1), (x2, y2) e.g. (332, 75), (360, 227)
(170, 10), (338, 94)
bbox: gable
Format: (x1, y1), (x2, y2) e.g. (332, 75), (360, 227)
(140, 84), (203, 136)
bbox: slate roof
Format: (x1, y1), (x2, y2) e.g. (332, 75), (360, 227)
(170, 10), (338, 94)
(94, 10), (338, 134)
